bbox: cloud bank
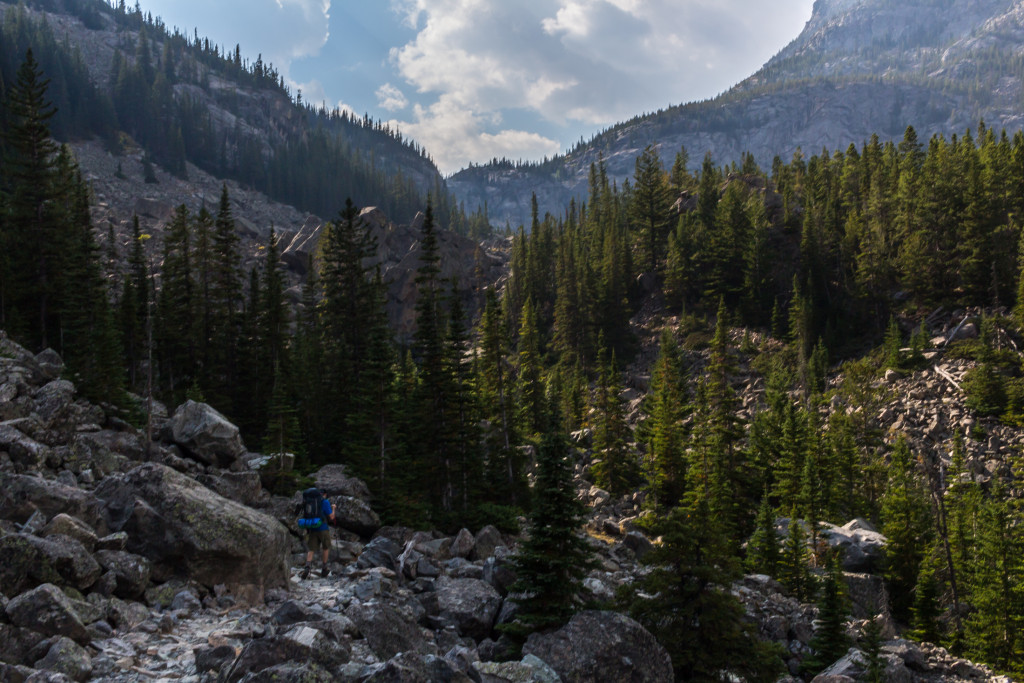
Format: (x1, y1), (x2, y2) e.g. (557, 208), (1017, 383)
(387, 0), (813, 172)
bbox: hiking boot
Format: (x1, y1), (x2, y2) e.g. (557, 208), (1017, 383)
(300, 564), (311, 580)
(320, 565), (329, 578)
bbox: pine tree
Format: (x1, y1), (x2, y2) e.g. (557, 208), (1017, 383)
(206, 183), (242, 411)
(626, 487), (783, 682)
(505, 395), (594, 638)
(590, 345), (638, 497)
(646, 328), (688, 509)
(631, 144), (672, 273)
(780, 518), (814, 601)
(803, 550), (850, 675)
(746, 494), (781, 577)
(881, 436), (932, 622)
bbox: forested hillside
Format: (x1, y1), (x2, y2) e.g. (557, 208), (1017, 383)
(451, 0), (1024, 229)
(0, 0), (454, 225)
(7, 0), (1024, 679)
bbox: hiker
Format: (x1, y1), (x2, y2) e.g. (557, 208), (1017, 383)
(298, 487), (336, 578)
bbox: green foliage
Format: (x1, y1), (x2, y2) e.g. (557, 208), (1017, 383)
(962, 363), (1008, 417)
(745, 495), (781, 577)
(802, 551), (851, 675)
(625, 495), (784, 682)
(504, 405), (594, 639)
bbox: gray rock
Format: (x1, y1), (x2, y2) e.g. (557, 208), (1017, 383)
(346, 601), (431, 660)
(197, 471), (264, 507)
(237, 662), (337, 683)
(95, 532), (128, 552)
(357, 536), (401, 572)
(40, 514), (98, 551)
(0, 623), (49, 666)
(842, 573), (889, 619)
(474, 654), (562, 683)
(450, 529), (475, 559)
(223, 625), (351, 683)
(94, 463), (290, 589)
(34, 349), (64, 380)
(194, 644), (238, 675)
(270, 600), (324, 627)
(0, 474), (108, 535)
(0, 422), (52, 470)
(434, 576), (502, 641)
(34, 637), (92, 682)
(106, 597), (149, 630)
(334, 495), (381, 537)
(622, 531), (653, 560)
(94, 551), (151, 599)
(523, 611), (672, 683)
(6, 583), (92, 644)
(0, 533), (100, 593)
(160, 400), (246, 467)
(314, 464), (372, 501)
(171, 589), (201, 615)
(364, 652), (472, 682)
(472, 525), (503, 561)
(32, 380), (76, 427)
(817, 522), (887, 573)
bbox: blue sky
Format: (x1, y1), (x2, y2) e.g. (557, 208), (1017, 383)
(138, 0), (815, 174)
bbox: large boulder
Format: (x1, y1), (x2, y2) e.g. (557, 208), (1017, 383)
(95, 463), (290, 589)
(363, 652), (471, 682)
(6, 583), (92, 644)
(314, 464), (372, 501)
(333, 496), (381, 537)
(160, 400), (246, 467)
(0, 474), (108, 535)
(474, 655), (561, 683)
(434, 576), (503, 641)
(223, 625), (351, 683)
(523, 611), (673, 683)
(0, 533), (101, 594)
(346, 601), (431, 660)
(94, 550), (151, 599)
(819, 520), (887, 573)
(41, 514), (98, 551)
(0, 421), (51, 470)
(34, 636), (93, 682)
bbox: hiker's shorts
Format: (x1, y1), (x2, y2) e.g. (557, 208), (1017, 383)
(307, 528), (331, 552)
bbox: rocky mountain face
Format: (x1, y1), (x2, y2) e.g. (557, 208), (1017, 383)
(0, 317), (1011, 681)
(450, 0), (1024, 228)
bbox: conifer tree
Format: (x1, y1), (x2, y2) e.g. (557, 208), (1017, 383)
(206, 183), (242, 410)
(646, 327), (688, 509)
(627, 483), (783, 682)
(505, 393), (594, 637)
(516, 297), (545, 438)
(881, 436), (932, 622)
(746, 494), (781, 577)
(591, 345), (638, 497)
(780, 518), (814, 601)
(631, 145), (672, 273)
(802, 550), (850, 675)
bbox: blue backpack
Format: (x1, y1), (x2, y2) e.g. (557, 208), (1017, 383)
(297, 487), (325, 529)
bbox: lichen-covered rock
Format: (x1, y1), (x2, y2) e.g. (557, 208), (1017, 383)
(523, 611), (672, 683)
(0, 623), (49, 667)
(32, 380), (76, 428)
(95, 463), (290, 589)
(0, 533), (100, 594)
(0, 421), (51, 471)
(474, 654), (562, 683)
(160, 400), (245, 467)
(346, 600), (431, 660)
(450, 529), (475, 559)
(34, 636), (92, 682)
(0, 474), (108, 535)
(434, 576), (502, 641)
(6, 583), (92, 644)
(41, 514), (98, 551)
(94, 550), (151, 599)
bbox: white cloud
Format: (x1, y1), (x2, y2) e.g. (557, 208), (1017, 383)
(376, 83), (410, 112)
(390, 96), (562, 174)
(384, 0), (814, 169)
(142, 0), (331, 87)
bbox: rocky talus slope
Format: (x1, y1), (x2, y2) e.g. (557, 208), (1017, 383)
(0, 328), (1009, 682)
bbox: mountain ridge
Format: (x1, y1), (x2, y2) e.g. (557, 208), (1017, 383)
(450, 0), (1024, 228)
